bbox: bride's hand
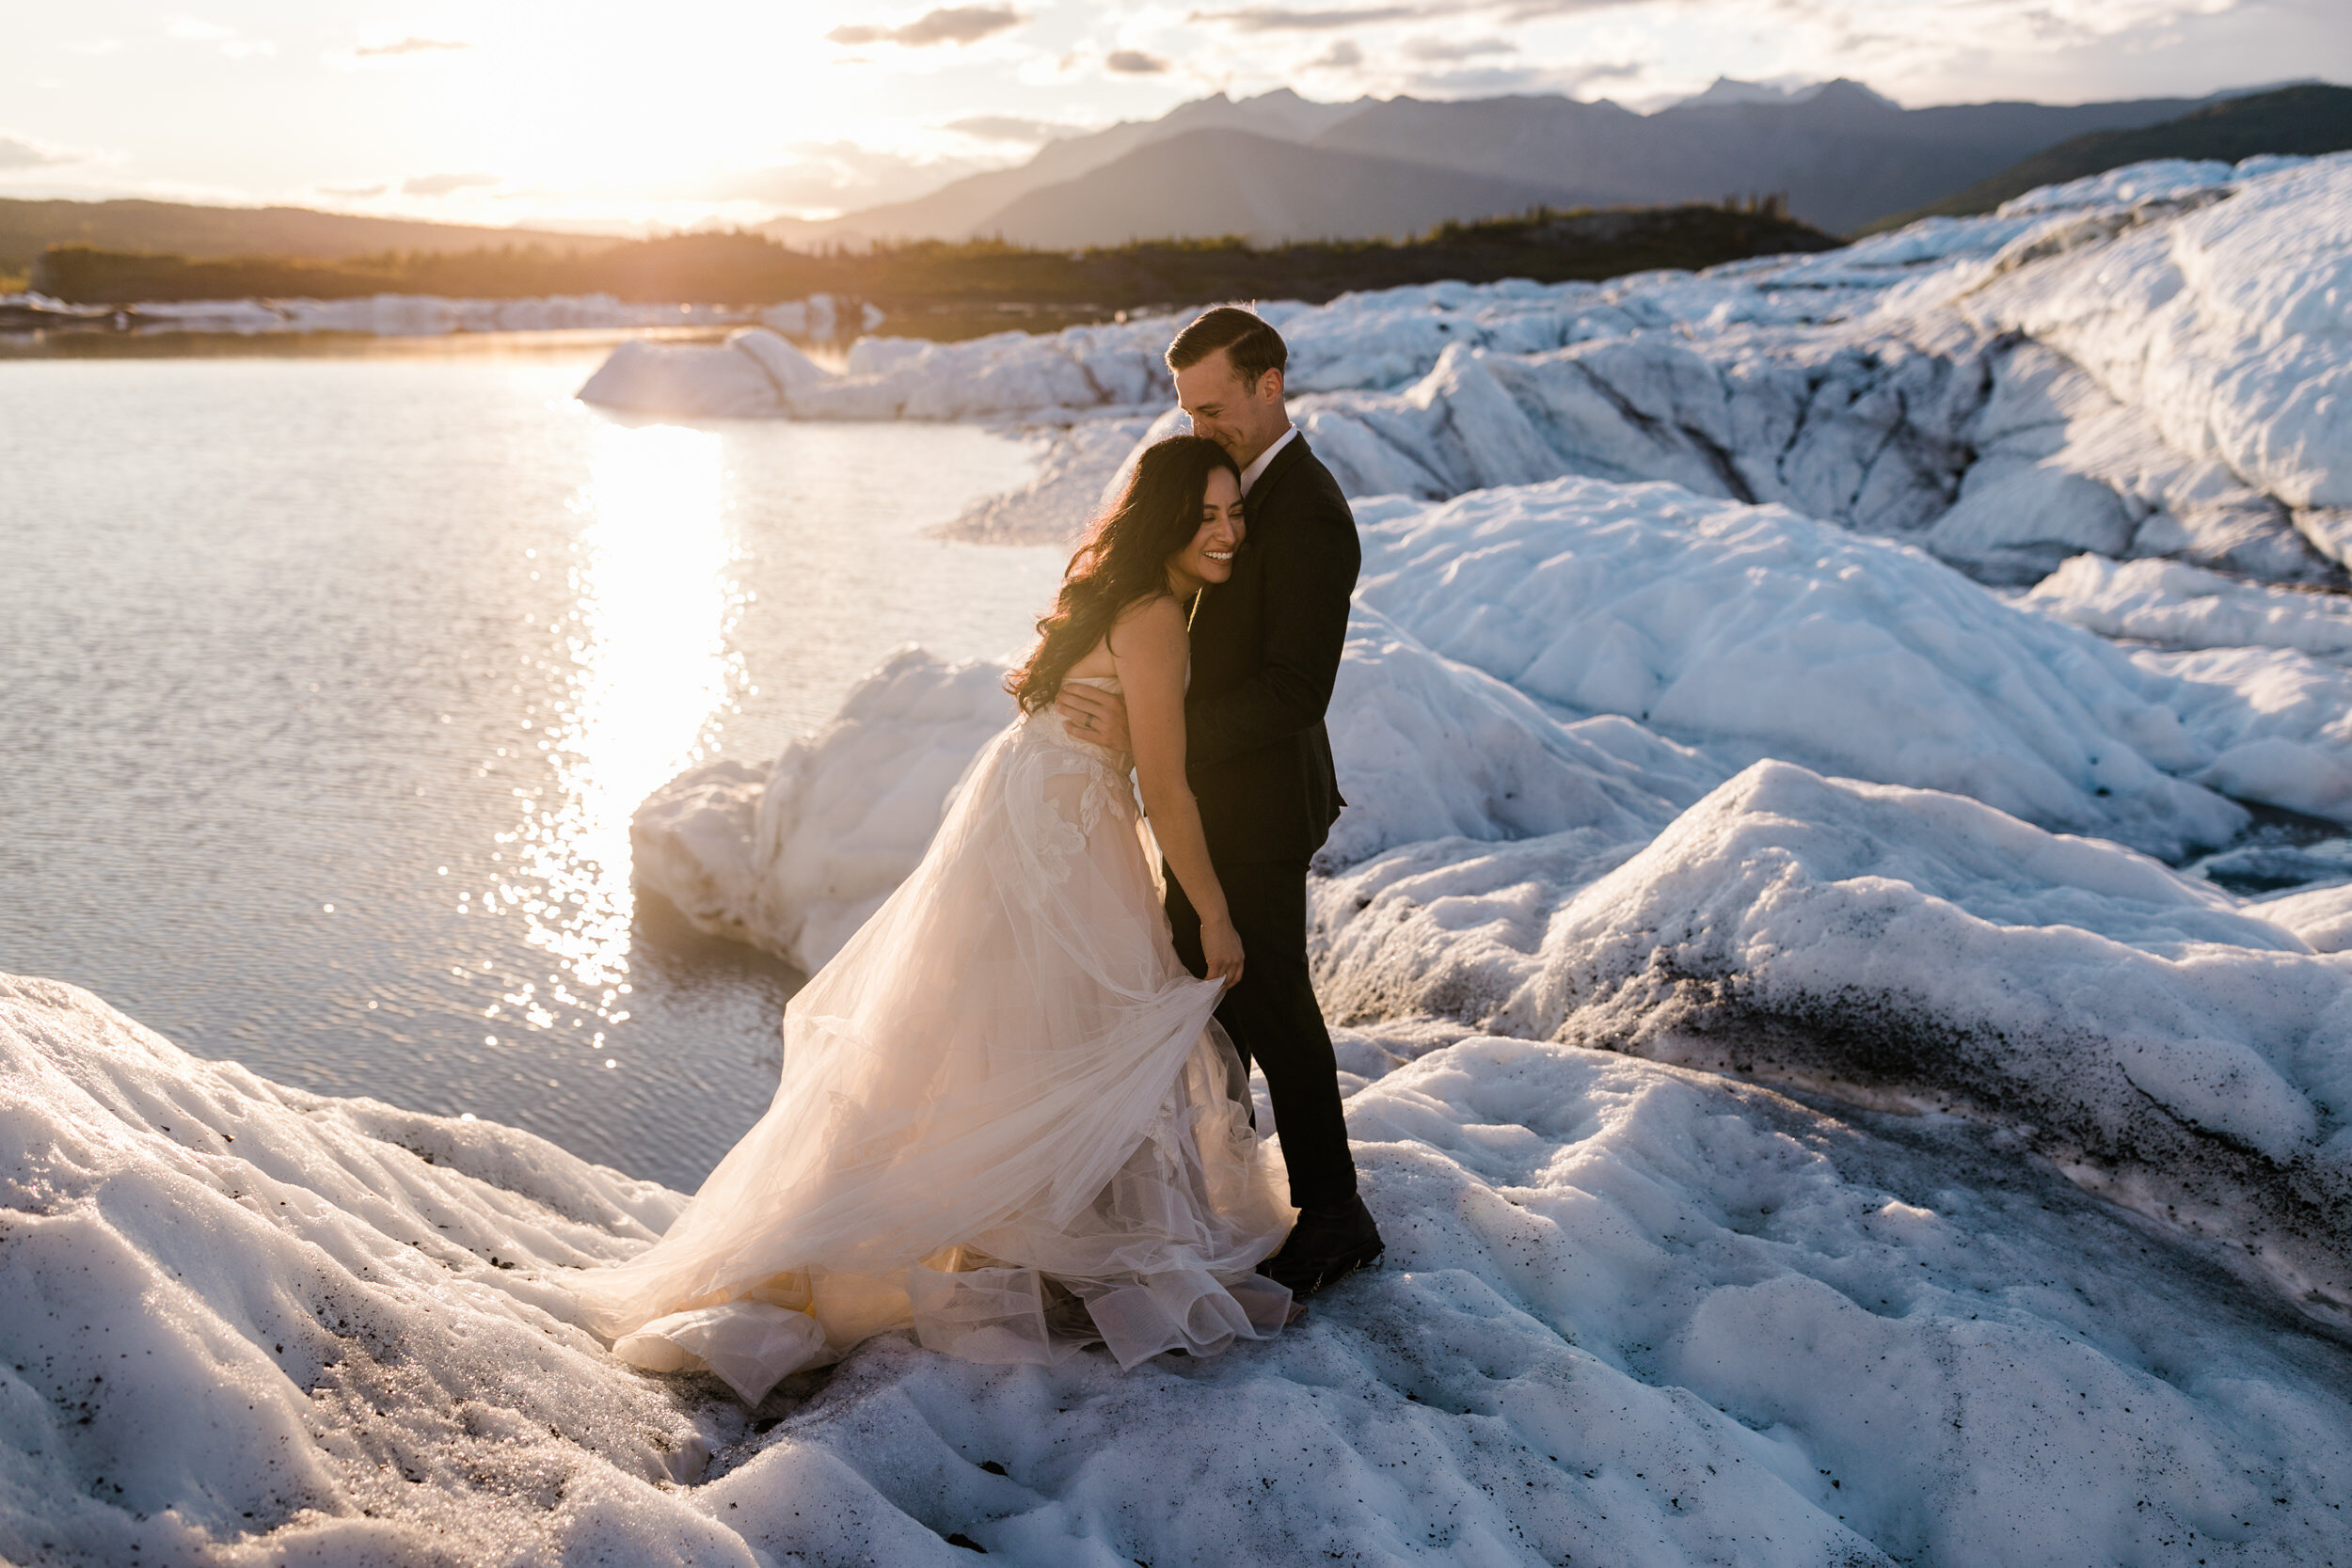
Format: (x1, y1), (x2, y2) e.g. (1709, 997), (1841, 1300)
(1055, 684), (1132, 751)
(1201, 913), (1246, 990)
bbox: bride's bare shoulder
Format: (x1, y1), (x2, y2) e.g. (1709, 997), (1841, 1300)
(1108, 593), (1187, 668)
(1113, 592), (1185, 633)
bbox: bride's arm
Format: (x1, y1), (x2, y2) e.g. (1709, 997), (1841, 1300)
(1112, 595), (1244, 989)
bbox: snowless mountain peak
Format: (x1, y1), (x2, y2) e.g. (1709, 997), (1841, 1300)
(1665, 76), (1901, 114)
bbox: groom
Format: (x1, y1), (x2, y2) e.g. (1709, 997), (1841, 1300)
(1058, 305), (1383, 1299)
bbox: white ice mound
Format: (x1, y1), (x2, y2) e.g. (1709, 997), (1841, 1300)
(1356, 475), (2248, 857)
(629, 608), (1703, 972)
(1275, 151), (2352, 581)
(2026, 553), (2352, 657)
(633, 648), (1017, 973)
(1956, 155), (2352, 512)
(0, 974), (719, 1564)
(1313, 760), (2352, 1293)
(15, 977), (2352, 1565)
(2127, 642), (2352, 823)
(580, 317), (1186, 420)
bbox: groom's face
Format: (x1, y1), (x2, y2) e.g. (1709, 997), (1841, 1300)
(1174, 348), (1288, 468)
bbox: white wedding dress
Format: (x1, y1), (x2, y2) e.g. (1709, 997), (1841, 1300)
(570, 677), (1296, 1403)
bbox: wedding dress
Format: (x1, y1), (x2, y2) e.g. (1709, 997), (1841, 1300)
(569, 677), (1296, 1403)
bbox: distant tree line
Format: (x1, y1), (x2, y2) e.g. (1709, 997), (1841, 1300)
(33, 199), (1837, 313)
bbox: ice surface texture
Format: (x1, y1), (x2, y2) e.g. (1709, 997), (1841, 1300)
(580, 152), (2352, 592)
(13, 974), (2352, 1565)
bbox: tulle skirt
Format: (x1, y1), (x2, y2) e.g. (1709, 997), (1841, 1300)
(569, 697), (1295, 1402)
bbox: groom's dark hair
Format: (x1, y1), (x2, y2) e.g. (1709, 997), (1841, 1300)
(1167, 306), (1287, 388)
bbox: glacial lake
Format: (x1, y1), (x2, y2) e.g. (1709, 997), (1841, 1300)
(0, 341), (1063, 1188)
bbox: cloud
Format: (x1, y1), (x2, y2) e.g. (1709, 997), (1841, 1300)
(1311, 39), (1365, 69)
(944, 115), (1088, 143)
(166, 14), (276, 56)
(317, 182), (389, 198)
(1561, 57), (1643, 87)
(827, 7), (1024, 47)
(0, 133), (85, 171)
(1105, 48), (1170, 72)
(352, 36), (469, 57)
(1189, 0), (1642, 27)
(1189, 4), (1421, 28)
(1404, 34), (1516, 60)
(401, 172), (501, 197)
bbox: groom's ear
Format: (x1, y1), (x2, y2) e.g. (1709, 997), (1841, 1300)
(1254, 366), (1285, 404)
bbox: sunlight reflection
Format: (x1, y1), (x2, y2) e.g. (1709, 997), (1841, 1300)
(509, 422), (739, 1031)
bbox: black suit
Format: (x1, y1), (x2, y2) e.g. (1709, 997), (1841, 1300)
(1164, 432), (1360, 1211)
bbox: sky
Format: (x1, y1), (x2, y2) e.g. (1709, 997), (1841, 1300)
(2, 0), (2344, 230)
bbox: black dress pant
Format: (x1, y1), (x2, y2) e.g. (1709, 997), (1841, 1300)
(1164, 858), (1359, 1211)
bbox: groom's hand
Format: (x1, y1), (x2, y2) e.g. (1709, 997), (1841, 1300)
(1057, 683), (1132, 751)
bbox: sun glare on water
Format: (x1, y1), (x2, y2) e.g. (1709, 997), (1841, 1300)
(501, 421), (739, 1031)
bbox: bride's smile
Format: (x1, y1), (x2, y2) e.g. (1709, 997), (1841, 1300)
(1167, 466), (1246, 594)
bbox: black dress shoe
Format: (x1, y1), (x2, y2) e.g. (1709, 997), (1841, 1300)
(1259, 1195), (1384, 1297)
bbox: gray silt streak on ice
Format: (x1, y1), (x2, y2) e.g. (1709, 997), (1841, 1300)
(1310, 758), (2352, 1314)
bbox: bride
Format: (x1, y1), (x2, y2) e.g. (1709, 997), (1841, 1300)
(570, 436), (1298, 1404)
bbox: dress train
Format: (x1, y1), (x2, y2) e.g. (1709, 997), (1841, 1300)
(569, 678), (1295, 1402)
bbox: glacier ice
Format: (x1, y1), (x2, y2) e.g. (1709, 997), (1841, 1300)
(578, 152), (2352, 594)
(11, 973), (2352, 1565)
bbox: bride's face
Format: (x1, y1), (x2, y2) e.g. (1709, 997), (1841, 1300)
(1167, 467), (1245, 594)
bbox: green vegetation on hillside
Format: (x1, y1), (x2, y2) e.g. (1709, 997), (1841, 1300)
(31, 199), (1837, 315)
(1863, 83), (2352, 231)
(0, 198), (610, 281)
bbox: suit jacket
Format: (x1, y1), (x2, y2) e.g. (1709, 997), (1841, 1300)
(1184, 432), (1359, 865)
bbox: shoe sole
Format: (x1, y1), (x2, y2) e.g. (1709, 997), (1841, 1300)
(1308, 1243), (1385, 1297)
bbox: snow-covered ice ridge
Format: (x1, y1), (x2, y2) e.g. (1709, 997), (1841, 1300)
(585, 152), (2352, 589)
(0, 291), (880, 339)
(14, 970), (2352, 1565)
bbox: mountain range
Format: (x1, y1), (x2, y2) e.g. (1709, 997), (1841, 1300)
(771, 78), (2317, 245)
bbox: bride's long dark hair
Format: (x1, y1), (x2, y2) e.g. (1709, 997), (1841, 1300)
(1007, 435), (1238, 714)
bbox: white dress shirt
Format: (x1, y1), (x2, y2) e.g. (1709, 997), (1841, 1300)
(1237, 423), (1299, 497)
